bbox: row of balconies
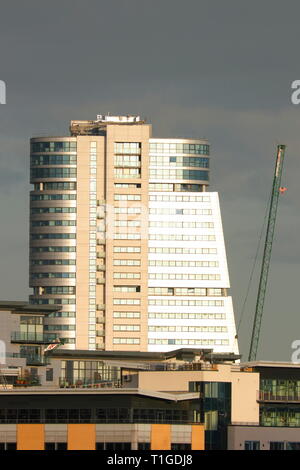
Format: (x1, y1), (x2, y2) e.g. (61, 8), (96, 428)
(258, 390), (300, 403)
(11, 332), (59, 344)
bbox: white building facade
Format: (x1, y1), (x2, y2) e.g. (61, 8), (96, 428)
(147, 139), (238, 354)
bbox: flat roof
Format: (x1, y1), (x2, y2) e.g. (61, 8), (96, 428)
(241, 361), (300, 369)
(0, 301), (61, 314)
(49, 348), (240, 364)
(50, 348), (215, 361)
(0, 387), (199, 401)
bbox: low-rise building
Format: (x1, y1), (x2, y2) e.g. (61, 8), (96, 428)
(0, 301), (61, 387)
(228, 361), (300, 450)
(2, 301), (300, 450)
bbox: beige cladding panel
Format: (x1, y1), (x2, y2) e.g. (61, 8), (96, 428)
(138, 366), (260, 424)
(105, 124), (151, 352)
(76, 136), (105, 350)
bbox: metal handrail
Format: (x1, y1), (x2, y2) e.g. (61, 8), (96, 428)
(11, 332), (58, 343)
(258, 390), (300, 402)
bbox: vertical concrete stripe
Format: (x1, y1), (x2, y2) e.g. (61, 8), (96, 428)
(68, 424), (96, 450)
(151, 424), (171, 450)
(17, 424), (44, 450)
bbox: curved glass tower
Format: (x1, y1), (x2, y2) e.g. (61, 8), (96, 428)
(29, 115), (238, 355)
(30, 138), (77, 347)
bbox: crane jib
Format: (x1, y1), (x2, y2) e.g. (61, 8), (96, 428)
(248, 144), (286, 362)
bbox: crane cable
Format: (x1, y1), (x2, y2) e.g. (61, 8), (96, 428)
(235, 188), (273, 338)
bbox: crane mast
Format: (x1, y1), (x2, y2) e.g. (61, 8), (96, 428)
(248, 145), (286, 362)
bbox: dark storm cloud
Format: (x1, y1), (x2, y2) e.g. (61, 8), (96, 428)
(0, 0), (299, 360)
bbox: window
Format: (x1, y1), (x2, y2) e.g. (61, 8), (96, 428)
(148, 260), (218, 267)
(148, 273), (220, 280)
(114, 246), (141, 253)
(113, 312), (140, 318)
(149, 169), (209, 181)
(45, 442), (68, 450)
(31, 168), (76, 178)
(48, 311), (75, 318)
(114, 183), (141, 189)
(114, 194), (141, 201)
(113, 259), (140, 266)
(244, 441), (260, 450)
(31, 141), (76, 152)
(31, 194), (76, 201)
(150, 156), (209, 168)
(31, 233), (76, 240)
(114, 155), (141, 167)
(106, 442), (131, 450)
(148, 299), (224, 306)
(113, 325), (140, 331)
(114, 207), (141, 214)
(114, 142), (141, 154)
(114, 168), (141, 178)
(31, 259), (76, 266)
(148, 326), (227, 333)
(114, 233), (141, 240)
(31, 220), (76, 227)
(270, 442), (284, 450)
(5, 443), (17, 450)
(171, 444), (191, 450)
(45, 325), (75, 331)
(113, 299), (140, 305)
(138, 443), (150, 450)
(43, 286), (75, 295)
(149, 194), (210, 202)
(148, 339), (228, 346)
(148, 312), (225, 320)
(113, 286), (140, 293)
(31, 154), (77, 165)
(149, 208), (212, 216)
(149, 221), (213, 229)
(113, 338), (140, 344)
(113, 272), (141, 279)
(30, 298), (76, 305)
(286, 442), (300, 450)
(42, 182), (76, 190)
(31, 207), (76, 214)
(149, 234), (215, 241)
(149, 142), (209, 155)
(31, 273), (75, 280)
(31, 246), (76, 253)
(115, 220), (140, 227)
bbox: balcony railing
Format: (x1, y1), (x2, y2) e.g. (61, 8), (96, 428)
(8, 353), (50, 366)
(59, 378), (122, 389)
(258, 390), (300, 403)
(11, 332), (58, 344)
(142, 362), (218, 372)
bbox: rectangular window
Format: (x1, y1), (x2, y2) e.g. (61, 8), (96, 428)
(270, 442), (284, 450)
(113, 311), (140, 318)
(244, 441), (260, 450)
(114, 142), (141, 154)
(113, 338), (140, 344)
(113, 325), (140, 331)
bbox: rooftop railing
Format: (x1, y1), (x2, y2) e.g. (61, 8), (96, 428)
(59, 378), (122, 389)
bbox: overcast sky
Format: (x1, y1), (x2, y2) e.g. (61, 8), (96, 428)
(0, 0), (299, 361)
